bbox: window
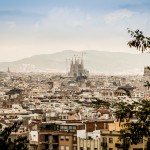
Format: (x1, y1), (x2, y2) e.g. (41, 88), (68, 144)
(66, 136), (69, 141)
(66, 146), (69, 150)
(73, 136), (76, 141)
(49, 135), (53, 140)
(44, 135), (48, 141)
(60, 136), (64, 141)
(138, 138), (143, 143)
(63, 116), (68, 120)
(87, 148), (90, 150)
(109, 138), (113, 143)
(80, 148), (83, 150)
(103, 137), (107, 142)
(60, 125), (68, 130)
(60, 126), (64, 130)
(73, 126), (76, 130)
(73, 146), (77, 150)
(60, 146), (64, 150)
(109, 148), (113, 150)
(133, 139), (143, 144)
(69, 126), (73, 130)
(94, 148), (97, 150)
(64, 126), (67, 130)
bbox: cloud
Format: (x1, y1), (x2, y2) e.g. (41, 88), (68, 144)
(48, 8), (84, 28)
(0, 10), (42, 17)
(34, 22), (40, 29)
(5, 21), (16, 29)
(39, 7), (96, 30)
(104, 9), (135, 23)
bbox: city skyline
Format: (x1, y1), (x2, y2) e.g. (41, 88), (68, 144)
(0, 0), (150, 62)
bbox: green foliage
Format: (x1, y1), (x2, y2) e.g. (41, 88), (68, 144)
(115, 99), (150, 144)
(144, 81), (150, 90)
(124, 28), (150, 147)
(92, 98), (110, 109)
(115, 101), (135, 122)
(115, 88), (132, 98)
(0, 122), (28, 150)
(127, 28), (150, 52)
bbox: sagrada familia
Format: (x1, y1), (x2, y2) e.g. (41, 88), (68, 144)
(68, 57), (89, 78)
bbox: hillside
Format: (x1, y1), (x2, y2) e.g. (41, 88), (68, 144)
(0, 50), (150, 74)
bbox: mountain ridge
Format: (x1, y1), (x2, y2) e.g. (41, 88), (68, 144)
(0, 50), (149, 74)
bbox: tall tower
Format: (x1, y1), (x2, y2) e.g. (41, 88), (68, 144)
(143, 66), (150, 81)
(7, 67), (10, 73)
(81, 52), (84, 70)
(68, 53), (89, 78)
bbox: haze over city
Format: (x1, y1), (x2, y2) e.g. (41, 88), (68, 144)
(1, 1), (150, 150)
(0, 0), (150, 62)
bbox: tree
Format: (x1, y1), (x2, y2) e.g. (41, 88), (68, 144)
(114, 29), (150, 148)
(92, 98), (110, 109)
(144, 81), (150, 90)
(0, 122), (29, 150)
(115, 88), (132, 98)
(127, 28), (150, 52)
(115, 99), (150, 145)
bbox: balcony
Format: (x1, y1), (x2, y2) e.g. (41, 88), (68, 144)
(124, 143), (129, 148)
(48, 139), (59, 144)
(147, 141), (150, 149)
(115, 143), (123, 148)
(101, 142), (107, 147)
(49, 137), (59, 144)
(115, 143), (129, 148)
(47, 144), (59, 150)
(41, 141), (49, 144)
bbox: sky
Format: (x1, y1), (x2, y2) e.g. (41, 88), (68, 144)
(0, 0), (150, 62)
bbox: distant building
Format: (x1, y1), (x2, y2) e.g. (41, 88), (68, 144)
(8, 67), (10, 73)
(143, 66), (150, 79)
(38, 122), (84, 150)
(68, 57), (89, 78)
(77, 129), (101, 150)
(0, 71), (8, 79)
(101, 122), (150, 150)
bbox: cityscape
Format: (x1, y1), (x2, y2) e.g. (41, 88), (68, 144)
(0, 0), (150, 150)
(0, 55), (150, 150)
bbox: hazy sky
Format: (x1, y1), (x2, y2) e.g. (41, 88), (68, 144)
(0, 0), (150, 62)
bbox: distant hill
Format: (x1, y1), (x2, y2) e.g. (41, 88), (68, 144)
(0, 50), (150, 74)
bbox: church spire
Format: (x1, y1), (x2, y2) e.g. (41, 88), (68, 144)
(81, 52), (84, 68)
(8, 67), (10, 73)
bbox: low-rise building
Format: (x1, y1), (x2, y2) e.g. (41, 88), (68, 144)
(101, 122), (150, 150)
(38, 122), (84, 150)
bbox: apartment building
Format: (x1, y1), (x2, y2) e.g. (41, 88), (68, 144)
(77, 129), (101, 150)
(101, 122), (150, 150)
(38, 122), (84, 150)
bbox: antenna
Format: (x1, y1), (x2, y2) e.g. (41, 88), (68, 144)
(8, 67), (10, 73)
(74, 54), (78, 60)
(82, 52), (86, 58)
(81, 52), (86, 66)
(66, 58), (67, 74)
(66, 58), (70, 74)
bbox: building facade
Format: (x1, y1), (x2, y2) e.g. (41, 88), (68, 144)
(68, 57), (89, 78)
(101, 122), (150, 150)
(143, 66), (150, 81)
(38, 122), (84, 150)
